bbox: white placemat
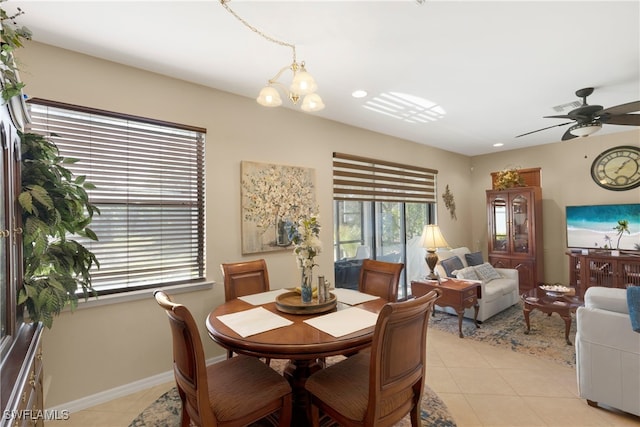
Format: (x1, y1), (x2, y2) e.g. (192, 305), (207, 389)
(216, 307), (293, 337)
(331, 288), (381, 305)
(304, 307), (378, 337)
(238, 289), (289, 305)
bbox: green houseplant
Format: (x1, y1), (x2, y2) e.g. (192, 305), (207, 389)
(17, 131), (100, 328)
(0, 1), (32, 101)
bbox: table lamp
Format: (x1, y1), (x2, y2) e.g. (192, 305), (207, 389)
(420, 224), (449, 280)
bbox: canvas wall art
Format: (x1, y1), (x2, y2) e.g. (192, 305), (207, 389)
(241, 161), (317, 254)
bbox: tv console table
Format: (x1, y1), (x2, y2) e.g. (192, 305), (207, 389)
(567, 251), (640, 297)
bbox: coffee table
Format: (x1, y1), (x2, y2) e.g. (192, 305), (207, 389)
(521, 287), (584, 345)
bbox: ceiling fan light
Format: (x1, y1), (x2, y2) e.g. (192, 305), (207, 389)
(301, 93), (325, 112)
(257, 86), (282, 107)
(569, 121), (602, 137)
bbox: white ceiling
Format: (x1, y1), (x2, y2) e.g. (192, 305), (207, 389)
(6, 0), (640, 156)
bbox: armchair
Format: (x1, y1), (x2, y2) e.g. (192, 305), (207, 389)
(576, 286), (640, 416)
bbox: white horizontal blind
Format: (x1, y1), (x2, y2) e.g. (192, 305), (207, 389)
(333, 152), (437, 203)
(27, 99), (206, 294)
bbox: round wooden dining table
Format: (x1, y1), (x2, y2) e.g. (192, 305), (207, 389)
(206, 295), (387, 424)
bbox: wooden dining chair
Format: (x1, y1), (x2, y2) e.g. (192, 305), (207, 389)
(153, 290), (292, 427)
(359, 259), (404, 302)
(221, 258), (271, 301)
(305, 288), (441, 427)
(221, 259), (272, 362)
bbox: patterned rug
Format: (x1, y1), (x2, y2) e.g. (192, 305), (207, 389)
(430, 301), (576, 368)
(129, 356), (456, 427)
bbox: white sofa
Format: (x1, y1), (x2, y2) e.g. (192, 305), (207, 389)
(575, 286), (640, 416)
(434, 247), (519, 322)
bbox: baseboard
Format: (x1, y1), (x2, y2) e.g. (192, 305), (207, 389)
(46, 355), (225, 413)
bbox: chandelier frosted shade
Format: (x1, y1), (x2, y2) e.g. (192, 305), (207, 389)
(257, 86), (283, 107)
(290, 67), (317, 95)
(569, 121), (602, 137)
(301, 93), (325, 112)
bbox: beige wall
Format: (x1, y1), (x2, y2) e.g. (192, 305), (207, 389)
(16, 42), (474, 407)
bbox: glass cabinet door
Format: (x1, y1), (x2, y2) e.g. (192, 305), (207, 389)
(511, 194), (529, 254)
(490, 196), (508, 253)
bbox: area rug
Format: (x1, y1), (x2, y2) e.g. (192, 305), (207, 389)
(430, 302), (576, 368)
(129, 357), (456, 427)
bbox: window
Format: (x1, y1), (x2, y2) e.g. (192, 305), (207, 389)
(27, 99), (206, 295)
(333, 153), (437, 299)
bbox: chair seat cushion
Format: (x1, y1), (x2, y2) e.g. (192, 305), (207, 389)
(306, 352), (370, 421)
(208, 355), (291, 422)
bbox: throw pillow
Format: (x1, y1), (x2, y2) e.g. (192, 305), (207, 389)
(440, 256), (464, 278)
(474, 262), (502, 282)
(465, 251), (484, 266)
(455, 266), (480, 281)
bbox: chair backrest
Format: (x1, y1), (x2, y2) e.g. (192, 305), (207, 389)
(221, 259), (270, 302)
(154, 290), (215, 426)
(358, 259), (404, 302)
(365, 289), (441, 425)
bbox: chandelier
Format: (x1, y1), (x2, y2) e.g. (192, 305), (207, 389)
(220, 0), (325, 112)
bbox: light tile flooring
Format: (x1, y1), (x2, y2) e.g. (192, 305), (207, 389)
(45, 328), (639, 427)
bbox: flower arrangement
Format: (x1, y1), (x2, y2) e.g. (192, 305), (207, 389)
(495, 168), (525, 190)
(285, 215), (322, 303)
(285, 215), (322, 269)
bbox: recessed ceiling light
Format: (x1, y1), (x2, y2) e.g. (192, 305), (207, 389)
(352, 90), (368, 98)
(493, 143), (504, 147)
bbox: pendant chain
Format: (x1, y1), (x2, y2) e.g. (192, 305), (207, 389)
(220, 0), (297, 63)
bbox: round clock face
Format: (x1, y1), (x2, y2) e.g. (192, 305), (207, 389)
(590, 145), (640, 191)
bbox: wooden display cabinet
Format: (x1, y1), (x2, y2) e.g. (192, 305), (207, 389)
(1, 85), (44, 426)
(487, 185), (544, 293)
(567, 250), (640, 297)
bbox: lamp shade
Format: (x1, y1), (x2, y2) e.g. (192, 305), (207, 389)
(290, 68), (317, 95)
(420, 225), (449, 250)
(301, 93), (325, 112)
(256, 86), (282, 107)
(569, 121), (602, 137)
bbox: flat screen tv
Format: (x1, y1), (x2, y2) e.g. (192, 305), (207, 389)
(566, 203), (640, 251)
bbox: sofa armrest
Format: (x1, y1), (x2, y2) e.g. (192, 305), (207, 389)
(585, 286), (629, 314)
(577, 305), (640, 354)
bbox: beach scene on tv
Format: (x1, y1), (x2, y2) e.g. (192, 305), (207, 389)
(566, 203), (640, 251)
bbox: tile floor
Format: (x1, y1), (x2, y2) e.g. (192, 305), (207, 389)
(45, 328), (639, 427)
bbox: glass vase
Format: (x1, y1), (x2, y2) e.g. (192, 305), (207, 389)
(301, 267), (313, 303)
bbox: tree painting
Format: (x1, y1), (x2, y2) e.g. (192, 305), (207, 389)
(241, 161), (316, 254)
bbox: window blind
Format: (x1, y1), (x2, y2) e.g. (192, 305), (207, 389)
(333, 152), (437, 203)
(26, 99), (206, 294)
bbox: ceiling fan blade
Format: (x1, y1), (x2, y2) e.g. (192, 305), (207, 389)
(515, 121), (573, 138)
(561, 128), (578, 141)
(543, 114), (572, 119)
(598, 100), (640, 116)
(604, 114), (640, 126)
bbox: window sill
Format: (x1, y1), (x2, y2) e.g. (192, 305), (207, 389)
(71, 281), (215, 311)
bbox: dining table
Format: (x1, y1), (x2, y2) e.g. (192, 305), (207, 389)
(205, 288), (387, 425)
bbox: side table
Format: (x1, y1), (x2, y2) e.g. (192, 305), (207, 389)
(411, 278), (481, 338)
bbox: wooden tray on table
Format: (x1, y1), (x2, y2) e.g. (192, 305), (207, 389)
(275, 291), (337, 314)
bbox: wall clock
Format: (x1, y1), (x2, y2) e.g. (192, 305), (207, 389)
(590, 145), (640, 191)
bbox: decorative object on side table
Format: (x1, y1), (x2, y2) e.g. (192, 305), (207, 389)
(420, 224), (449, 280)
(285, 215), (322, 303)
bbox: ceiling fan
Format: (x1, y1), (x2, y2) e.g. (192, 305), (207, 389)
(516, 87), (640, 141)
